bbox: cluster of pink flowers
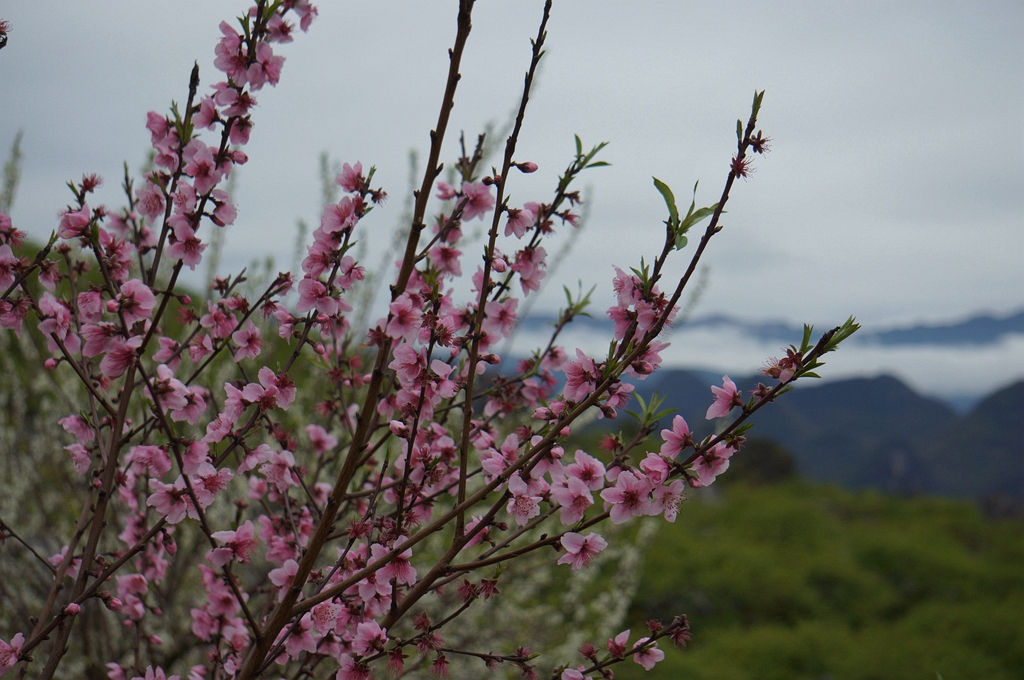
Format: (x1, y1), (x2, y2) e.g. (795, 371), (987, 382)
(0, 3), (846, 679)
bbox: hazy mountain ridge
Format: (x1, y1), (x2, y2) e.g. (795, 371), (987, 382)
(517, 307), (1024, 347)
(629, 371), (1024, 501)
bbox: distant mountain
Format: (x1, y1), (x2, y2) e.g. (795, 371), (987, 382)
(920, 381), (1024, 500)
(862, 310), (1024, 346)
(627, 371), (1023, 501)
(517, 308), (1024, 348)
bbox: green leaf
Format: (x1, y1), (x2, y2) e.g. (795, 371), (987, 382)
(574, 134), (582, 158)
(679, 203), (719, 234)
(674, 234), (688, 250)
(751, 90), (765, 119)
(736, 119), (744, 143)
(733, 422), (756, 437)
(652, 177), (679, 226)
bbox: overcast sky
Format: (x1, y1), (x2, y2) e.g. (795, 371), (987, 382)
(1, 1), (1021, 396)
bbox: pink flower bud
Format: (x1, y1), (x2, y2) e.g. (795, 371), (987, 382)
(491, 257), (507, 273)
(180, 295), (191, 305)
(64, 603), (81, 615)
(149, 635), (163, 645)
(516, 161), (538, 173)
(44, 358), (58, 370)
(105, 597), (123, 612)
(106, 299), (119, 313)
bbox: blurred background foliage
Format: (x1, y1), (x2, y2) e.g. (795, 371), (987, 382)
(616, 474), (1024, 680)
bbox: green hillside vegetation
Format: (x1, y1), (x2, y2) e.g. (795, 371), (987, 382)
(616, 480), (1024, 680)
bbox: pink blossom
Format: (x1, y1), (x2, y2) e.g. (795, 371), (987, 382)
(371, 540), (417, 585)
(246, 41), (285, 90)
(166, 219), (207, 270)
(260, 449), (299, 492)
(505, 472), (541, 526)
(171, 181), (197, 214)
(435, 181), (457, 200)
(607, 629), (630, 658)
(231, 319), (263, 361)
(632, 638), (665, 670)
(213, 22), (247, 83)
(131, 665), (179, 680)
(211, 190), (237, 225)
(600, 471), (653, 524)
(259, 366), (296, 409)
(147, 364), (190, 412)
(337, 255), (365, 288)
(385, 293), (422, 343)
(306, 424), (337, 456)
(706, 375), (741, 419)
(460, 180), (495, 221)
(659, 414), (691, 459)
(181, 440), (210, 476)
(183, 142), (222, 195)
(38, 293), (80, 354)
(60, 414), (95, 445)
(0, 245), (18, 290)
(504, 205), (536, 238)
(268, 559), (299, 592)
(310, 601), (342, 633)
(77, 290), (104, 323)
(563, 349), (599, 403)
(561, 669), (592, 680)
(146, 477), (194, 524)
(321, 196), (357, 234)
(58, 205), (91, 240)
(429, 359), (458, 398)
(639, 452), (670, 485)
(550, 476), (593, 525)
(690, 443), (734, 487)
(482, 297), (518, 338)
(612, 266), (642, 308)
(0, 633), (24, 675)
(557, 532), (608, 570)
(296, 278), (338, 316)
(352, 620), (388, 656)
(136, 183), (166, 220)
(565, 450), (606, 491)
(337, 655), (371, 680)
(511, 245), (547, 294)
(388, 343), (426, 387)
(170, 386), (207, 425)
(64, 444), (91, 474)
(427, 244), (462, 278)
(208, 520), (257, 567)
(652, 479), (685, 522)
(335, 161), (363, 192)
(129, 445), (172, 478)
(192, 462), (233, 508)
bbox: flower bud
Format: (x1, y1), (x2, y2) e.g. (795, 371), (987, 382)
(515, 161), (538, 173)
(491, 257), (507, 273)
(389, 420), (410, 438)
(64, 603), (81, 616)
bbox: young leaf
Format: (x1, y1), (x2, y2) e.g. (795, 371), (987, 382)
(652, 177), (679, 227)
